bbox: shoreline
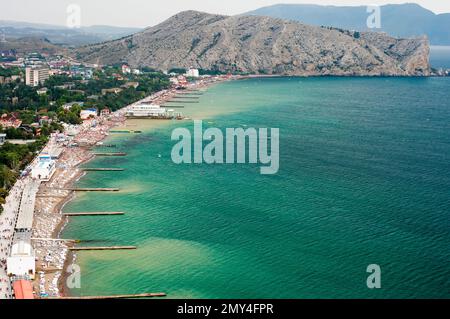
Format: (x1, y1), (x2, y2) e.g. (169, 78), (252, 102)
(7, 73), (417, 299)
(40, 77), (230, 298)
(32, 119), (122, 297)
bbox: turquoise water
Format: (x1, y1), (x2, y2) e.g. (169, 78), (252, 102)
(62, 77), (450, 298)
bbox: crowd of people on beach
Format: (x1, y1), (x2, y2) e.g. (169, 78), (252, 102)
(30, 109), (128, 297)
(0, 82), (211, 299)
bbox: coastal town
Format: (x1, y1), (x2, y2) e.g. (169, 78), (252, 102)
(1, 0), (450, 312)
(0, 49), (235, 299)
(0, 48), (448, 300)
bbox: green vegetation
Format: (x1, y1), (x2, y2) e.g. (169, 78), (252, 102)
(168, 68), (187, 74)
(199, 69), (227, 76)
(0, 65), (172, 213)
(0, 66), (22, 77)
(0, 138), (48, 212)
(57, 104), (82, 124)
(0, 69), (170, 122)
(0, 119), (62, 213)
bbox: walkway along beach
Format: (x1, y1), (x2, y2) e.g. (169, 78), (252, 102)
(56, 78), (229, 298)
(0, 76), (232, 299)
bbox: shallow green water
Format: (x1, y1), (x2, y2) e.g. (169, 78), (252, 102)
(63, 77), (450, 298)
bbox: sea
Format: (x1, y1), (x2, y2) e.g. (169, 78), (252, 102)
(62, 74), (450, 298)
(430, 46), (450, 69)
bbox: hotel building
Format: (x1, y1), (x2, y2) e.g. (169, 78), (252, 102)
(25, 66), (50, 86)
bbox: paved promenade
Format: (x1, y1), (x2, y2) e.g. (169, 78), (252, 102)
(0, 178), (25, 299)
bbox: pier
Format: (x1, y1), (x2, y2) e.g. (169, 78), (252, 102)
(93, 152), (127, 156)
(82, 168), (125, 171)
(63, 212), (125, 216)
(95, 144), (117, 148)
(70, 246), (136, 251)
(66, 188), (120, 192)
(177, 91), (203, 95)
(165, 100), (199, 103)
(172, 96), (200, 99)
(50, 292), (166, 299)
(110, 130), (142, 134)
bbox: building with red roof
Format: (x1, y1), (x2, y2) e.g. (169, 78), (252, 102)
(12, 280), (34, 299)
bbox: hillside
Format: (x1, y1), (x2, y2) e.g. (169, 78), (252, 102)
(74, 11), (430, 76)
(0, 20), (142, 46)
(245, 3), (450, 45)
(0, 37), (66, 55)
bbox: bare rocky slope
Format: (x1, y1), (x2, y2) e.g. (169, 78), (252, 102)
(74, 10), (430, 76)
(245, 3), (450, 46)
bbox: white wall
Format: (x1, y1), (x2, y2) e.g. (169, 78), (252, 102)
(7, 256), (35, 280)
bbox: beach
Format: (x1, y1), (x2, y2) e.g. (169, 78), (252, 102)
(59, 77), (450, 299)
(0, 179), (26, 299)
(27, 77), (231, 298)
(31, 109), (126, 297)
(7, 75), (449, 299)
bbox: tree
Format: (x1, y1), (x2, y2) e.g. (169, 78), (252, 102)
(0, 165), (17, 189)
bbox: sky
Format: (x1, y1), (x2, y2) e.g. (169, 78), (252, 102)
(0, 0), (449, 28)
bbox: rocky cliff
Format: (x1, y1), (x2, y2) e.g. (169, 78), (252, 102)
(74, 10), (430, 76)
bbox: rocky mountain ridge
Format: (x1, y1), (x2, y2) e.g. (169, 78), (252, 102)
(74, 10), (431, 76)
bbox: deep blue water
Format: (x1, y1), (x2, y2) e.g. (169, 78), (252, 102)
(63, 77), (450, 298)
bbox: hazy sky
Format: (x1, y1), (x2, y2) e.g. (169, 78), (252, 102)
(1, 0), (449, 28)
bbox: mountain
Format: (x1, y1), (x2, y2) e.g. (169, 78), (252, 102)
(0, 20), (142, 46)
(245, 3), (450, 45)
(74, 10), (430, 76)
(0, 37), (66, 55)
(80, 25), (142, 38)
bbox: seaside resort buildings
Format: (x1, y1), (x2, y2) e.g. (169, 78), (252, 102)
(5, 180), (41, 299)
(1, 142), (61, 299)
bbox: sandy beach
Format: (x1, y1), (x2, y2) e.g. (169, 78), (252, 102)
(31, 109), (127, 297)
(28, 77), (231, 298)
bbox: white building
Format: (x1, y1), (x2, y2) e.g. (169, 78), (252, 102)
(7, 232), (35, 280)
(25, 66), (50, 87)
(31, 154), (56, 181)
(122, 64), (131, 74)
(36, 87), (48, 95)
(80, 108), (98, 120)
(126, 104), (168, 118)
(186, 68), (200, 78)
(62, 101), (84, 110)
